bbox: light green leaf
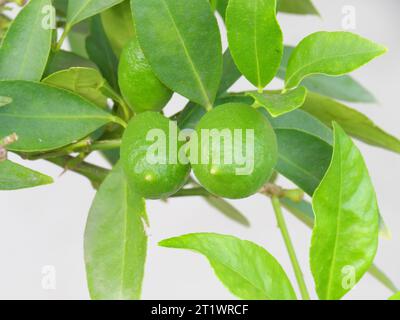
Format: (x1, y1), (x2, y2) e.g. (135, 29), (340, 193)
(203, 196), (250, 227)
(310, 123), (379, 300)
(42, 67), (108, 107)
(0, 96), (12, 107)
(101, 0), (135, 57)
(44, 50), (98, 77)
(0, 81), (120, 152)
(86, 16), (119, 90)
(249, 87), (307, 117)
(389, 292), (400, 300)
(0, 160), (53, 190)
(285, 32), (387, 89)
(160, 233), (296, 300)
(131, 0), (222, 109)
(85, 164), (147, 300)
(277, 0), (319, 15)
(278, 46), (377, 103)
(66, 0), (124, 27)
(302, 92), (400, 154)
(0, 0), (52, 81)
(226, 0), (283, 89)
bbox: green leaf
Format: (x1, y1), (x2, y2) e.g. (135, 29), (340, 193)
(42, 67), (108, 107)
(0, 160), (53, 190)
(66, 0), (124, 27)
(101, 0), (135, 57)
(285, 32), (387, 89)
(0, 81), (119, 152)
(0, 0), (52, 81)
(389, 292), (400, 300)
(85, 164), (147, 300)
(86, 16), (119, 90)
(249, 87), (307, 117)
(278, 46), (377, 103)
(44, 50), (98, 77)
(310, 123), (379, 300)
(160, 233), (296, 300)
(203, 196), (250, 227)
(218, 49), (242, 96)
(277, 0), (319, 15)
(302, 92), (400, 154)
(0, 96), (12, 107)
(226, 0), (283, 89)
(131, 0), (222, 109)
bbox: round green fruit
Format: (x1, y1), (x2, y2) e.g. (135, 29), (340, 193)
(191, 103), (278, 199)
(121, 112), (190, 199)
(118, 38), (172, 113)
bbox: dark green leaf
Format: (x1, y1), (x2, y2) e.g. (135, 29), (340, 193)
(249, 87), (307, 117)
(66, 0), (124, 27)
(160, 233), (296, 300)
(85, 164), (147, 300)
(0, 160), (53, 190)
(218, 49), (242, 95)
(131, 0), (222, 109)
(0, 81), (119, 152)
(0, 0), (52, 81)
(285, 32), (387, 89)
(302, 92), (400, 154)
(310, 123), (379, 300)
(203, 196), (250, 227)
(278, 46), (377, 103)
(226, 0), (283, 89)
(277, 0), (319, 15)
(44, 50), (98, 77)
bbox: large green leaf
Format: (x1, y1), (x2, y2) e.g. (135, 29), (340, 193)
(160, 233), (296, 300)
(285, 32), (387, 89)
(278, 46), (377, 103)
(0, 81), (119, 152)
(389, 292), (400, 300)
(226, 0), (283, 89)
(44, 50), (98, 77)
(66, 0), (124, 27)
(85, 164), (147, 300)
(131, 0), (222, 109)
(101, 0), (135, 57)
(86, 16), (119, 90)
(249, 87), (307, 117)
(310, 123), (379, 300)
(277, 0), (319, 15)
(302, 92), (400, 154)
(0, 0), (52, 81)
(0, 160), (53, 190)
(42, 67), (108, 107)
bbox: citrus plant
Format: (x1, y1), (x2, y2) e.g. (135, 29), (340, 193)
(0, 0), (399, 300)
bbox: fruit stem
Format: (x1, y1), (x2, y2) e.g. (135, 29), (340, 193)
(271, 196), (311, 300)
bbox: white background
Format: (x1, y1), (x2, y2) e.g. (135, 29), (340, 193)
(1, 0), (399, 300)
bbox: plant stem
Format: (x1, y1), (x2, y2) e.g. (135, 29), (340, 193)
(54, 24), (71, 52)
(271, 196), (310, 300)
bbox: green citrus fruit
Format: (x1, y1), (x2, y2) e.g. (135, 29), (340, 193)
(121, 112), (190, 199)
(191, 103), (278, 199)
(118, 38), (172, 113)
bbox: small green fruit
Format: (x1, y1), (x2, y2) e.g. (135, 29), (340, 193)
(191, 103), (278, 199)
(118, 38), (172, 113)
(121, 112), (190, 199)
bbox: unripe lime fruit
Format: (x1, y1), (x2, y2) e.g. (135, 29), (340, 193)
(118, 38), (172, 113)
(191, 103), (278, 199)
(121, 112), (190, 199)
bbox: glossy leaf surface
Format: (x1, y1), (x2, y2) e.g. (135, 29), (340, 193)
(277, 0), (319, 15)
(226, 0), (283, 89)
(0, 81), (117, 152)
(0, 0), (52, 81)
(131, 0), (222, 109)
(285, 32), (387, 89)
(302, 92), (400, 154)
(85, 164), (147, 300)
(0, 160), (53, 190)
(310, 124), (379, 300)
(67, 0), (124, 26)
(249, 87), (307, 117)
(160, 233), (296, 300)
